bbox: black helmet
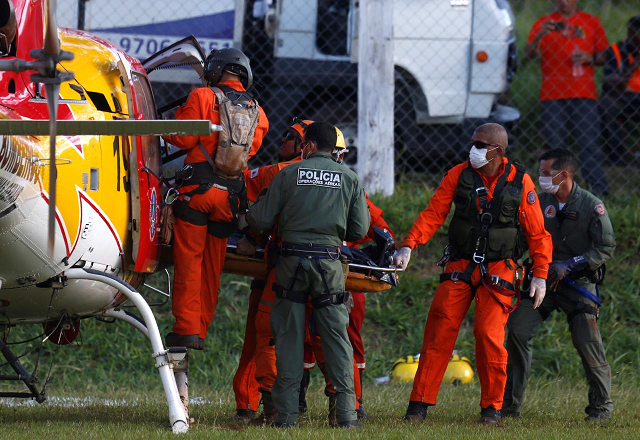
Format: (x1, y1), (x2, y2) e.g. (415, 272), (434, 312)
(203, 48), (253, 89)
(0, 0), (17, 56)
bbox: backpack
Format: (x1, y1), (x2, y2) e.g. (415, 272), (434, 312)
(211, 85), (261, 178)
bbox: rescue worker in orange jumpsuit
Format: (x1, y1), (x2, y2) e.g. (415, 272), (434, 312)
(163, 48), (269, 350)
(394, 123), (552, 424)
(231, 119), (310, 421)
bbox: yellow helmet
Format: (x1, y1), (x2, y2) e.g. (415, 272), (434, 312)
(391, 355), (419, 383)
(443, 352), (474, 385)
(334, 127), (347, 150)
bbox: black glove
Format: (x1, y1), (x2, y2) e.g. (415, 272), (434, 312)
(548, 256), (588, 285)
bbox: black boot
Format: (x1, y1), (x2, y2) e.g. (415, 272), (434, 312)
(298, 369), (310, 413)
(232, 409), (257, 423)
(479, 407), (502, 424)
(250, 391), (279, 426)
(165, 332), (204, 350)
(403, 401), (428, 422)
(338, 420), (362, 428)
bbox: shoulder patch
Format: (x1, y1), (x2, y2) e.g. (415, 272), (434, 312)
(296, 168), (342, 189)
(594, 203), (606, 216)
(527, 190), (536, 205)
(544, 205), (556, 219)
(250, 168), (259, 179)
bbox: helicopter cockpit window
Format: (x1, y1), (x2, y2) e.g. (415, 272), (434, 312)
(131, 72), (162, 178)
(316, 0), (351, 56)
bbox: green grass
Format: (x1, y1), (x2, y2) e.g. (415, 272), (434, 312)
(1, 381), (639, 438)
(1, 185), (638, 395)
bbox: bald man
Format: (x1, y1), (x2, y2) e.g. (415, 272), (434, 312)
(394, 123), (552, 424)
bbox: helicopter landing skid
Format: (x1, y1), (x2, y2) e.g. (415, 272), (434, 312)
(0, 339), (46, 403)
(65, 268), (189, 434)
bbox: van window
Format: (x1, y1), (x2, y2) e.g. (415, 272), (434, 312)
(316, 0), (350, 56)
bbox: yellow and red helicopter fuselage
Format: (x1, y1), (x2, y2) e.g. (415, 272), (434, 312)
(0, 0), (162, 324)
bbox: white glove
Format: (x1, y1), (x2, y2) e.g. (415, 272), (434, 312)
(529, 276), (546, 309)
(393, 246), (412, 270)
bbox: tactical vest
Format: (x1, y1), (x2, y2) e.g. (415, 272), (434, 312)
(612, 43), (640, 93)
(448, 163), (525, 262)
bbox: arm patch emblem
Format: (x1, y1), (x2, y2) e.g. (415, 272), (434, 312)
(250, 168), (259, 179)
(526, 190), (536, 205)
(594, 203), (606, 216)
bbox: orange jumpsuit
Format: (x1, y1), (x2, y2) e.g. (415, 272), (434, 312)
(232, 282), (263, 411)
(232, 157), (301, 409)
(403, 158), (552, 410)
(163, 80), (269, 339)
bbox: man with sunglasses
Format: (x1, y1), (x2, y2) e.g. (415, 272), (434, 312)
(503, 148), (615, 421)
(395, 123), (552, 424)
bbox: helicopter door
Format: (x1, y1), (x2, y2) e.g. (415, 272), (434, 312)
(142, 36), (207, 87)
(129, 71), (163, 273)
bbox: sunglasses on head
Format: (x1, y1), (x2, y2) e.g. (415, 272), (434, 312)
(291, 117), (309, 129)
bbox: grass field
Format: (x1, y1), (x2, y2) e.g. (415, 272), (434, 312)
(2, 381), (639, 439)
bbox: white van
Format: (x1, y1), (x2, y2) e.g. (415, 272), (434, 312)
(59, 0), (519, 163)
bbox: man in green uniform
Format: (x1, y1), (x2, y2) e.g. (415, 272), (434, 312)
(246, 121), (370, 428)
(503, 148), (616, 421)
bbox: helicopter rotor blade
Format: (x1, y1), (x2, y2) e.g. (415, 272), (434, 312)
(45, 81), (60, 257)
(43, 0), (60, 62)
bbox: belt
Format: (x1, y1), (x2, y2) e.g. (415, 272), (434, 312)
(439, 271), (514, 290)
(280, 243), (341, 259)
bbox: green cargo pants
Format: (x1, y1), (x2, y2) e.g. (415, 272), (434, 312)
(270, 254), (357, 426)
(504, 283), (613, 417)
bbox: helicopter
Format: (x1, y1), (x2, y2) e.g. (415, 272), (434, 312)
(0, 0), (221, 433)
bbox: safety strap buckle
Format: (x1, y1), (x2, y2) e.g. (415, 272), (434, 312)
(450, 270), (460, 282)
(311, 292), (347, 309)
(491, 275), (500, 285)
(480, 211), (493, 224)
(472, 252), (485, 264)
(475, 186), (489, 209)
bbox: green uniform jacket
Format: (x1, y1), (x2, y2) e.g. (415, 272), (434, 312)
(539, 183), (615, 287)
(246, 152), (370, 246)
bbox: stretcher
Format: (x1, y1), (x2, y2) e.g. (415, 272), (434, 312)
(223, 243), (400, 292)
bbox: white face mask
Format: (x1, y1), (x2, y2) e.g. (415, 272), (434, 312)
(539, 172), (564, 194)
(469, 146), (498, 169)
